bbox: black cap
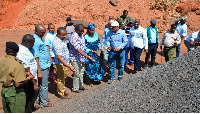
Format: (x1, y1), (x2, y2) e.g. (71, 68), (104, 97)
(66, 17), (71, 21)
(123, 10), (128, 14)
(6, 42), (19, 52)
(171, 24), (177, 29)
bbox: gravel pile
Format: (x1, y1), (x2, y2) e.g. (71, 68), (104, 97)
(73, 48), (200, 113)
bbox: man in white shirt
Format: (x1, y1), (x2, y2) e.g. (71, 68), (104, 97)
(160, 24), (181, 62)
(16, 34), (39, 112)
(128, 19), (148, 73)
(184, 31), (200, 52)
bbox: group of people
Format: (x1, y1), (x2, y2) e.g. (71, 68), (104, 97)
(0, 10), (200, 113)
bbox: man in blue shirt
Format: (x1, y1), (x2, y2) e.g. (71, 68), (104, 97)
(144, 19), (159, 69)
(31, 24), (53, 108)
(175, 17), (187, 57)
(101, 20), (114, 76)
(106, 21), (127, 84)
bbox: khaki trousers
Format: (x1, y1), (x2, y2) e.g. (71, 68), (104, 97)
(53, 64), (68, 96)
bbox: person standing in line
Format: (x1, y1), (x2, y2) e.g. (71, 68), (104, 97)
(101, 20), (114, 76)
(175, 16), (187, 57)
(105, 16), (114, 29)
(31, 24), (54, 108)
(123, 17), (134, 66)
(62, 17), (75, 49)
(129, 19), (148, 73)
(144, 19), (159, 69)
(106, 21), (127, 84)
(0, 42), (34, 113)
(160, 24), (181, 62)
(52, 27), (75, 99)
(44, 23), (57, 84)
(84, 24), (105, 83)
(16, 34), (39, 112)
(184, 31), (200, 52)
(69, 24), (95, 93)
(116, 10), (131, 29)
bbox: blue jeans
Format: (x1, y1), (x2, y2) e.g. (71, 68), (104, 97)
(125, 45), (134, 65)
(145, 43), (158, 66)
(103, 49), (110, 73)
(132, 47), (143, 71)
(184, 40), (194, 52)
(36, 68), (49, 107)
(109, 49), (125, 80)
(176, 44), (180, 57)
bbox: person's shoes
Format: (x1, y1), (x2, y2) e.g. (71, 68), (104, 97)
(151, 65), (155, 67)
(118, 77), (122, 81)
(79, 87), (88, 91)
(72, 90), (81, 93)
(108, 79), (116, 84)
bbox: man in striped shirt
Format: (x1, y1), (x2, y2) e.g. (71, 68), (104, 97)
(123, 18), (134, 66)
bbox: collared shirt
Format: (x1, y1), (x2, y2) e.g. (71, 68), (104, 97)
(69, 32), (87, 62)
(62, 24), (75, 43)
(184, 31), (200, 44)
(0, 55), (26, 86)
(31, 33), (51, 70)
(161, 30), (181, 47)
(129, 26), (148, 49)
(146, 26), (158, 44)
(101, 28), (110, 50)
(52, 36), (70, 65)
(17, 44), (38, 79)
(106, 29), (127, 50)
(176, 21), (187, 37)
(44, 32), (56, 57)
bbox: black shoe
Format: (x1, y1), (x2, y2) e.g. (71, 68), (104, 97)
(79, 87), (88, 91)
(72, 90), (81, 93)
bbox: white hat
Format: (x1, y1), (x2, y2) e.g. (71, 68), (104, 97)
(109, 20), (115, 24)
(111, 21), (119, 26)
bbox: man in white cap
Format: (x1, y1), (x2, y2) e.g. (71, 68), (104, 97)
(175, 16), (188, 57)
(106, 21), (127, 84)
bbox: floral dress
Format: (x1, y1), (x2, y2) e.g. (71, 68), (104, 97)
(84, 32), (105, 81)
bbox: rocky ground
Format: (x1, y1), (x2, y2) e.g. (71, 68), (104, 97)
(36, 47), (200, 113)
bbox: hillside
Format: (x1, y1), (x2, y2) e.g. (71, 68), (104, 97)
(0, 0), (200, 33)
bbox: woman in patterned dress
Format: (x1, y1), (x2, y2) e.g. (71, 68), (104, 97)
(84, 23), (105, 82)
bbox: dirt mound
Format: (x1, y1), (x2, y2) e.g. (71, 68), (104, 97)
(73, 48), (200, 113)
(0, 0), (199, 33)
(176, 2), (199, 14)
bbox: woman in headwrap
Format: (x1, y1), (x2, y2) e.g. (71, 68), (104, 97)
(84, 23), (105, 83)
